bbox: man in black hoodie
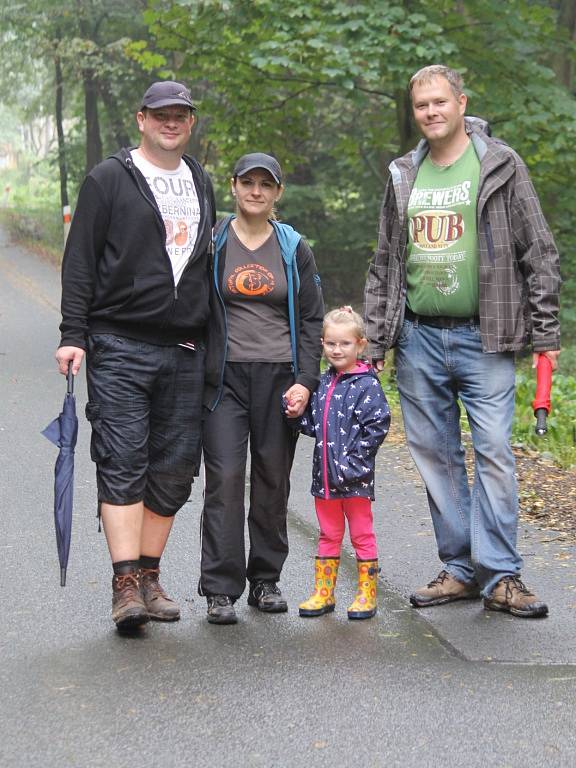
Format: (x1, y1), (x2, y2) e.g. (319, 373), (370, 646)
(55, 81), (216, 631)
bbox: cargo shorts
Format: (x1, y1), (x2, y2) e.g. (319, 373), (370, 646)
(85, 334), (204, 517)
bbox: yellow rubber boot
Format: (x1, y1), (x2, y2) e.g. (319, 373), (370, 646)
(347, 559), (379, 620)
(299, 557), (339, 617)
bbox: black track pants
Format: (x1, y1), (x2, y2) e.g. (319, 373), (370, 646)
(199, 362), (298, 599)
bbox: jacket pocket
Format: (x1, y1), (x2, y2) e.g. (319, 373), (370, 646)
(112, 274), (173, 324)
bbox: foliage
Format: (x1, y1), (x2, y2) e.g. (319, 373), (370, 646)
(0, 206), (62, 261)
(125, 0), (576, 332)
(0, 0), (152, 185)
(1, 0), (575, 465)
(514, 360), (576, 468)
(3, 1), (575, 317)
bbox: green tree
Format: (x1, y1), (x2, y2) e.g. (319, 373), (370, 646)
(131, 0), (576, 328)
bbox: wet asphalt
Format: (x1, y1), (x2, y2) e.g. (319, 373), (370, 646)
(1, 228), (575, 768)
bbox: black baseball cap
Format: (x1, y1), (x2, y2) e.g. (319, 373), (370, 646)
(233, 153), (282, 185)
(141, 81), (196, 110)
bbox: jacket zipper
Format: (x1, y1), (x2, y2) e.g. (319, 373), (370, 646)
(322, 373), (341, 499)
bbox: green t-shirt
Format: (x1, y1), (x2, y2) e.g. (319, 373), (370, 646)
(406, 141), (480, 317)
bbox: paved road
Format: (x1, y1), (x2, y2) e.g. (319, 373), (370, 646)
(1, 226), (575, 768)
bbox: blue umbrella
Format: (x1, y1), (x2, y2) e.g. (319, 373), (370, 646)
(42, 363), (78, 586)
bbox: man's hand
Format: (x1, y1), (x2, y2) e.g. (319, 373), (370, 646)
(55, 346), (85, 376)
(283, 383), (310, 418)
(371, 358), (385, 373)
(532, 350), (560, 372)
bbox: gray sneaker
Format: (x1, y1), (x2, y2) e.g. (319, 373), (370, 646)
(410, 570), (480, 608)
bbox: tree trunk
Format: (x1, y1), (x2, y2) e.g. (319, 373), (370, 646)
(395, 88), (416, 156)
(99, 81), (132, 149)
(554, 0), (576, 90)
(54, 53), (69, 210)
(84, 68), (103, 174)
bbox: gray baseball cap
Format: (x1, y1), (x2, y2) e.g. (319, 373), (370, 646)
(233, 153), (282, 185)
(141, 81), (196, 110)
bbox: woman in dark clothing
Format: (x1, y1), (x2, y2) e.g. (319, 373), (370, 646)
(200, 153), (324, 624)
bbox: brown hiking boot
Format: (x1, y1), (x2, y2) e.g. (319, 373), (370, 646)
(410, 569), (480, 608)
(112, 572), (149, 630)
(484, 576), (548, 618)
(140, 567), (180, 621)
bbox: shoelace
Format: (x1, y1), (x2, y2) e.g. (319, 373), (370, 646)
(114, 573), (139, 591)
(211, 595), (232, 607)
(140, 568), (170, 599)
(501, 576), (534, 598)
(255, 582), (281, 598)
(427, 570), (449, 588)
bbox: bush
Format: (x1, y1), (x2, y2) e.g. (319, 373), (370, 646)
(514, 360), (576, 468)
(0, 206), (63, 262)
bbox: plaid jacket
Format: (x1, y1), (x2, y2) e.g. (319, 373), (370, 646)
(364, 119), (561, 356)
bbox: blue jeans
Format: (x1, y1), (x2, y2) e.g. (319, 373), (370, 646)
(395, 317), (522, 596)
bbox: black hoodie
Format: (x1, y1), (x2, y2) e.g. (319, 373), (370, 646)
(59, 148), (216, 348)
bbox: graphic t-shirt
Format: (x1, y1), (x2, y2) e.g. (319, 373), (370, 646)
(222, 224), (292, 363)
(406, 141), (480, 317)
(131, 150), (200, 286)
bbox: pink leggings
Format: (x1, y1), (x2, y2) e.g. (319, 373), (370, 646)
(315, 497), (378, 560)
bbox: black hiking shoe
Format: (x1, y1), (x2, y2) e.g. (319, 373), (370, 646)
(247, 581), (288, 613)
(206, 595), (237, 625)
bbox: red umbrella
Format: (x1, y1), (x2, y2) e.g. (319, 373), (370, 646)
(532, 354), (552, 436)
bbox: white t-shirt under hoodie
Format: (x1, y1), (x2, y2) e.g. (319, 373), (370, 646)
(131, 150), (200, 286)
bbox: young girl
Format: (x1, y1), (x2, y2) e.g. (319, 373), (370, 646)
(294, 306), (390, 620)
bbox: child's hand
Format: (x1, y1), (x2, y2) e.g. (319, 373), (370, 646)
(283, 384), (310, 418)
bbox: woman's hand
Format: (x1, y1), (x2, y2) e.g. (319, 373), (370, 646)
(283, 383), (310, 418)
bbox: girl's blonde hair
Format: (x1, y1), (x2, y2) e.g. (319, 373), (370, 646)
(322, 306), (366, 340)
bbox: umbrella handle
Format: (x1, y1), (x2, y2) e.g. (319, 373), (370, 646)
(535, 408), (548, 436)
(67, 361), (74, 395)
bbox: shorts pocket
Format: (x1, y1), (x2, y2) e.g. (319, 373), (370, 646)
(85, 402), (112, 462)
(87, 334), (122, 367)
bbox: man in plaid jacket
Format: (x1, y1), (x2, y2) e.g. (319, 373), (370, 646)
(364, 64), (560, 618)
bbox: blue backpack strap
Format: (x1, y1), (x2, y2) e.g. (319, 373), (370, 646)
(213, 213), (235, 254)
(271, 220), (302, 375)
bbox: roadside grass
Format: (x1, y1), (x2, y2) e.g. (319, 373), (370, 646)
(0, 206), (63, 264)
(514, 360), (576, 468)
